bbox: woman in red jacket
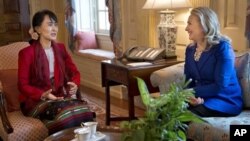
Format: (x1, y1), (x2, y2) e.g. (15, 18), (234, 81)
(18, 9), (94, 134)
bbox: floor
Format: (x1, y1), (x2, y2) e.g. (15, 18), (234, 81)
(80, 85), (145, 118)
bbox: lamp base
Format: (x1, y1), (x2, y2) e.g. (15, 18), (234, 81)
(158, 10), (177, 57)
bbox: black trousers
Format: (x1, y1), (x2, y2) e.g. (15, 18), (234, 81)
(188, 104), (235, 117)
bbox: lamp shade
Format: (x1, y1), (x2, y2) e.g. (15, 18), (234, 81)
(143, 0), (192, 9)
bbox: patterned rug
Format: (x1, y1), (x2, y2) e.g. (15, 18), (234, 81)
(81, 91), (145, 128)
(82, 96), (126, 127)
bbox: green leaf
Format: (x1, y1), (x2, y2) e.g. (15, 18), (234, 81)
(176, 111), (205, 123)
(131, 129), (145, 141)
(177, 130), (186, 141)
(136, 77), (151, 106)
(121, 133), (132, 141)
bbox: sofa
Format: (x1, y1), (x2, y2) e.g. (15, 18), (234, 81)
(150, 51), (250, 141)
(0, 42), (48, 141)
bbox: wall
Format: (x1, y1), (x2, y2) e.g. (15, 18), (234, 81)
(29, 0), (248, 56)
(211, 0), (247, 51)
(122, 0), (248, 60)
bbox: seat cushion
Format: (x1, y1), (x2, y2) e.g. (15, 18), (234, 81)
(235, 52), (250, 108)
(0, 111), (48, 141)
(0, 69), (20, 112)
(75, 31), (98, 50)
(78, 49), (115, 60)
(187, 110), (250, 141)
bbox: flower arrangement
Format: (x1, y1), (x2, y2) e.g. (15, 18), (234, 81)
(120, 77), (204, 141)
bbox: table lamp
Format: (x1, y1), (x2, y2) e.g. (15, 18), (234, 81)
(143, 0), (192, 57)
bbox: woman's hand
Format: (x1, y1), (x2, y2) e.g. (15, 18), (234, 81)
(41, 89), (64, 101)
(67, 82), (78, 96)
(188, 97), (204, 106)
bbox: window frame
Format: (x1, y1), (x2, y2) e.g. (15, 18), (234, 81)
(74, 0), (110, 35)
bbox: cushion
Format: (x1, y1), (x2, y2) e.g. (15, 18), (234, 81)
(0, 69), (20, 112)
(150, 62), (184, 94)
(234, 52), (250, 108)
(75, 31), (98, 50)
(78, 49), (115, 60)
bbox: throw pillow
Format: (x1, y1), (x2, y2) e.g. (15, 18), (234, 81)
(235, 52), (250, 109)
(0, 69), (20, 112)
(75, 31), (98, 50)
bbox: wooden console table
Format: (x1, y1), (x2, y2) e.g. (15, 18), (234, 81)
(101, 58), (181, 125)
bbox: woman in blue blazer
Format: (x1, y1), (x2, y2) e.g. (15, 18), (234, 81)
(184, 7), (242, 117)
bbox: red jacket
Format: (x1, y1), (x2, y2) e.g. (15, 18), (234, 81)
(18, 42), (80, 112)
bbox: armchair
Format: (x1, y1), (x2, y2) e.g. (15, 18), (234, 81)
(0, 42), (48, 141)
(150, 51), (250, 141)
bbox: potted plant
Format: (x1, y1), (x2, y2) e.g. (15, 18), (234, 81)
(120, 77), (204, 141)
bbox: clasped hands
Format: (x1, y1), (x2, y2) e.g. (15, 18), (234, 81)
(41, 82), (77, 101)
(188, 97), (204, 106)
(185, 88), (204, 106)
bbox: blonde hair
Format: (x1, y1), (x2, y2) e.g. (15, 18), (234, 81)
(191, 7), (231, 48)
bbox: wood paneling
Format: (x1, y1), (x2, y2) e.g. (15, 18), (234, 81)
(213, 0), (247, 51)
(3, 0), (19, 13)
(189, 0), (210, 7)
(0, 0), (30, 45)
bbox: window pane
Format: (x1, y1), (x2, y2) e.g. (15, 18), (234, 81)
(98, 12), (106, 30)
(74, 0), (109, 34)
(75, 0), (93, 31)
(98, 11), (110, 31)
(98, 0), (106, 10)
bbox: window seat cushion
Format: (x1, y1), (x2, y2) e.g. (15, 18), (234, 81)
(77, 49), (115, 61)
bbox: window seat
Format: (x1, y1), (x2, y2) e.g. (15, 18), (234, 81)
(73, 48), (124, 98)
(77, 49), (115, 61)
(72, 31), (123, 98)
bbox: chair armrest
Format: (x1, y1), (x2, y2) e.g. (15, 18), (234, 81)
(150, 62), (185, 94)
(0, 91), (13, 134)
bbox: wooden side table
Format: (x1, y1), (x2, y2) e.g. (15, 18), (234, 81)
(101, 58), (181, 125)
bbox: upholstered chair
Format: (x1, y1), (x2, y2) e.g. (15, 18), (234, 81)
(0, 42), (48, 141)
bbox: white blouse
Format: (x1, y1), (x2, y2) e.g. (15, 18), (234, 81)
(44, 47), (55, 78)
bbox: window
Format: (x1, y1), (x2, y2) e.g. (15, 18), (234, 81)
(74, 0), (110, 34)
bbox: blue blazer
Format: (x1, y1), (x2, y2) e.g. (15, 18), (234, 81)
(184, 40), (242, 115)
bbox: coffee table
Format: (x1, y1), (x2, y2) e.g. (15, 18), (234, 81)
(44, 126), (123, 141)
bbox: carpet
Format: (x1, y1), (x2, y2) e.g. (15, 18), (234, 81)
(82, 97), (126, 127)
(80, 91), (145, 128)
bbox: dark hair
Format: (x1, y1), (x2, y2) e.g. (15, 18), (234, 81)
(32, 9), (58, 31)
(29, 9), (58, 44)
